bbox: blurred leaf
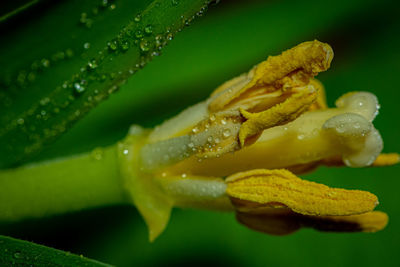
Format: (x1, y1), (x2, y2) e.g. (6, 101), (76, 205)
(0, 0), (42, 23)
(0, 235), (111, 266)
(0, 0), (212, 168)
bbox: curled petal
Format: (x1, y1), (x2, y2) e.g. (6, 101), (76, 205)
(322, 112), (382, 167)
(226, 169), (378, 216)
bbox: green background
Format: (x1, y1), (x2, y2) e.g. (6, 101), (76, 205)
(1, 0), (399, 266)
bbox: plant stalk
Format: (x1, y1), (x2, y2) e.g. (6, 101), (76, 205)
(0, 145), (128, 222)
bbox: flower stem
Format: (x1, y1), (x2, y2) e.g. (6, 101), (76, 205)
(0, 145), (128, 222)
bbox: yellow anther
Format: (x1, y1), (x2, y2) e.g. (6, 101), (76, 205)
(208, 40), (333, 112)
(238, 87), (317, 146)
(320, 153), (400, 168)
(372, 153), (400, 166)
(254, 40), (333, 85)
(226, 169), (378, 216)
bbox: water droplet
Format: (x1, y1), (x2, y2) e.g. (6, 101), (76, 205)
(40, 97), (50, 106)
(83, 42), (91, 49)
(101, 0), (109, 7)
(134, 14), (141, 22)
(166, 33), (173, 40)
(172, 0), (179, 6)
(210, 115), (216, 121)
(192, 127), (199, 133)
(135, 30), (143, 39)
(41, 58), (50, 68)
(221, 119), (227, 125)
(207, 136), (213, 143)
(155, 34), (164, 46)
(91, 148), (103, 160)
(121, 41), (130, 51)
(223, 129), (231, 138)
(297, 134), (305, 140)
(214, 137), (220, 144)
(139, 40), (150, 53)
(14, 252), (21, 259)
(74, 83), (85, 94)
(17, 118), (24, 125)
(123, 149), (129, 155)
(144, 25), (153, 35)
(181, 173), (187, 178)
(108, 40), (118, 51)
(87, 59), (98, 70)
(109, 4), (116, 10)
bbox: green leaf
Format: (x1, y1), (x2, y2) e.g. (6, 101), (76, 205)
(0, 0), (212, 168)
(0, 0), (42, 23)
(0, 235), (112, 266)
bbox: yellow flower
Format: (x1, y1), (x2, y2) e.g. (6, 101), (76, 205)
(118, 40), (399, 241)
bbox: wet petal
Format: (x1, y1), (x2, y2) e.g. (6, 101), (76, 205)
(167, 92), (384, 176)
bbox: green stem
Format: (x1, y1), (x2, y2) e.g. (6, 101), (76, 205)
(0, 145), (128, 222)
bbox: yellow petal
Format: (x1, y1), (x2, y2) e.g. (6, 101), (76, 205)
(226, 169), (378, 216)
(118, 129), (173, 242)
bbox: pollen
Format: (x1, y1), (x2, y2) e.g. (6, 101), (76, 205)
(226, 169), (378, 216)
(238, 86), (317, 146)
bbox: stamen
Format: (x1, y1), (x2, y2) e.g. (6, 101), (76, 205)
(226, 169), (378, 216)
